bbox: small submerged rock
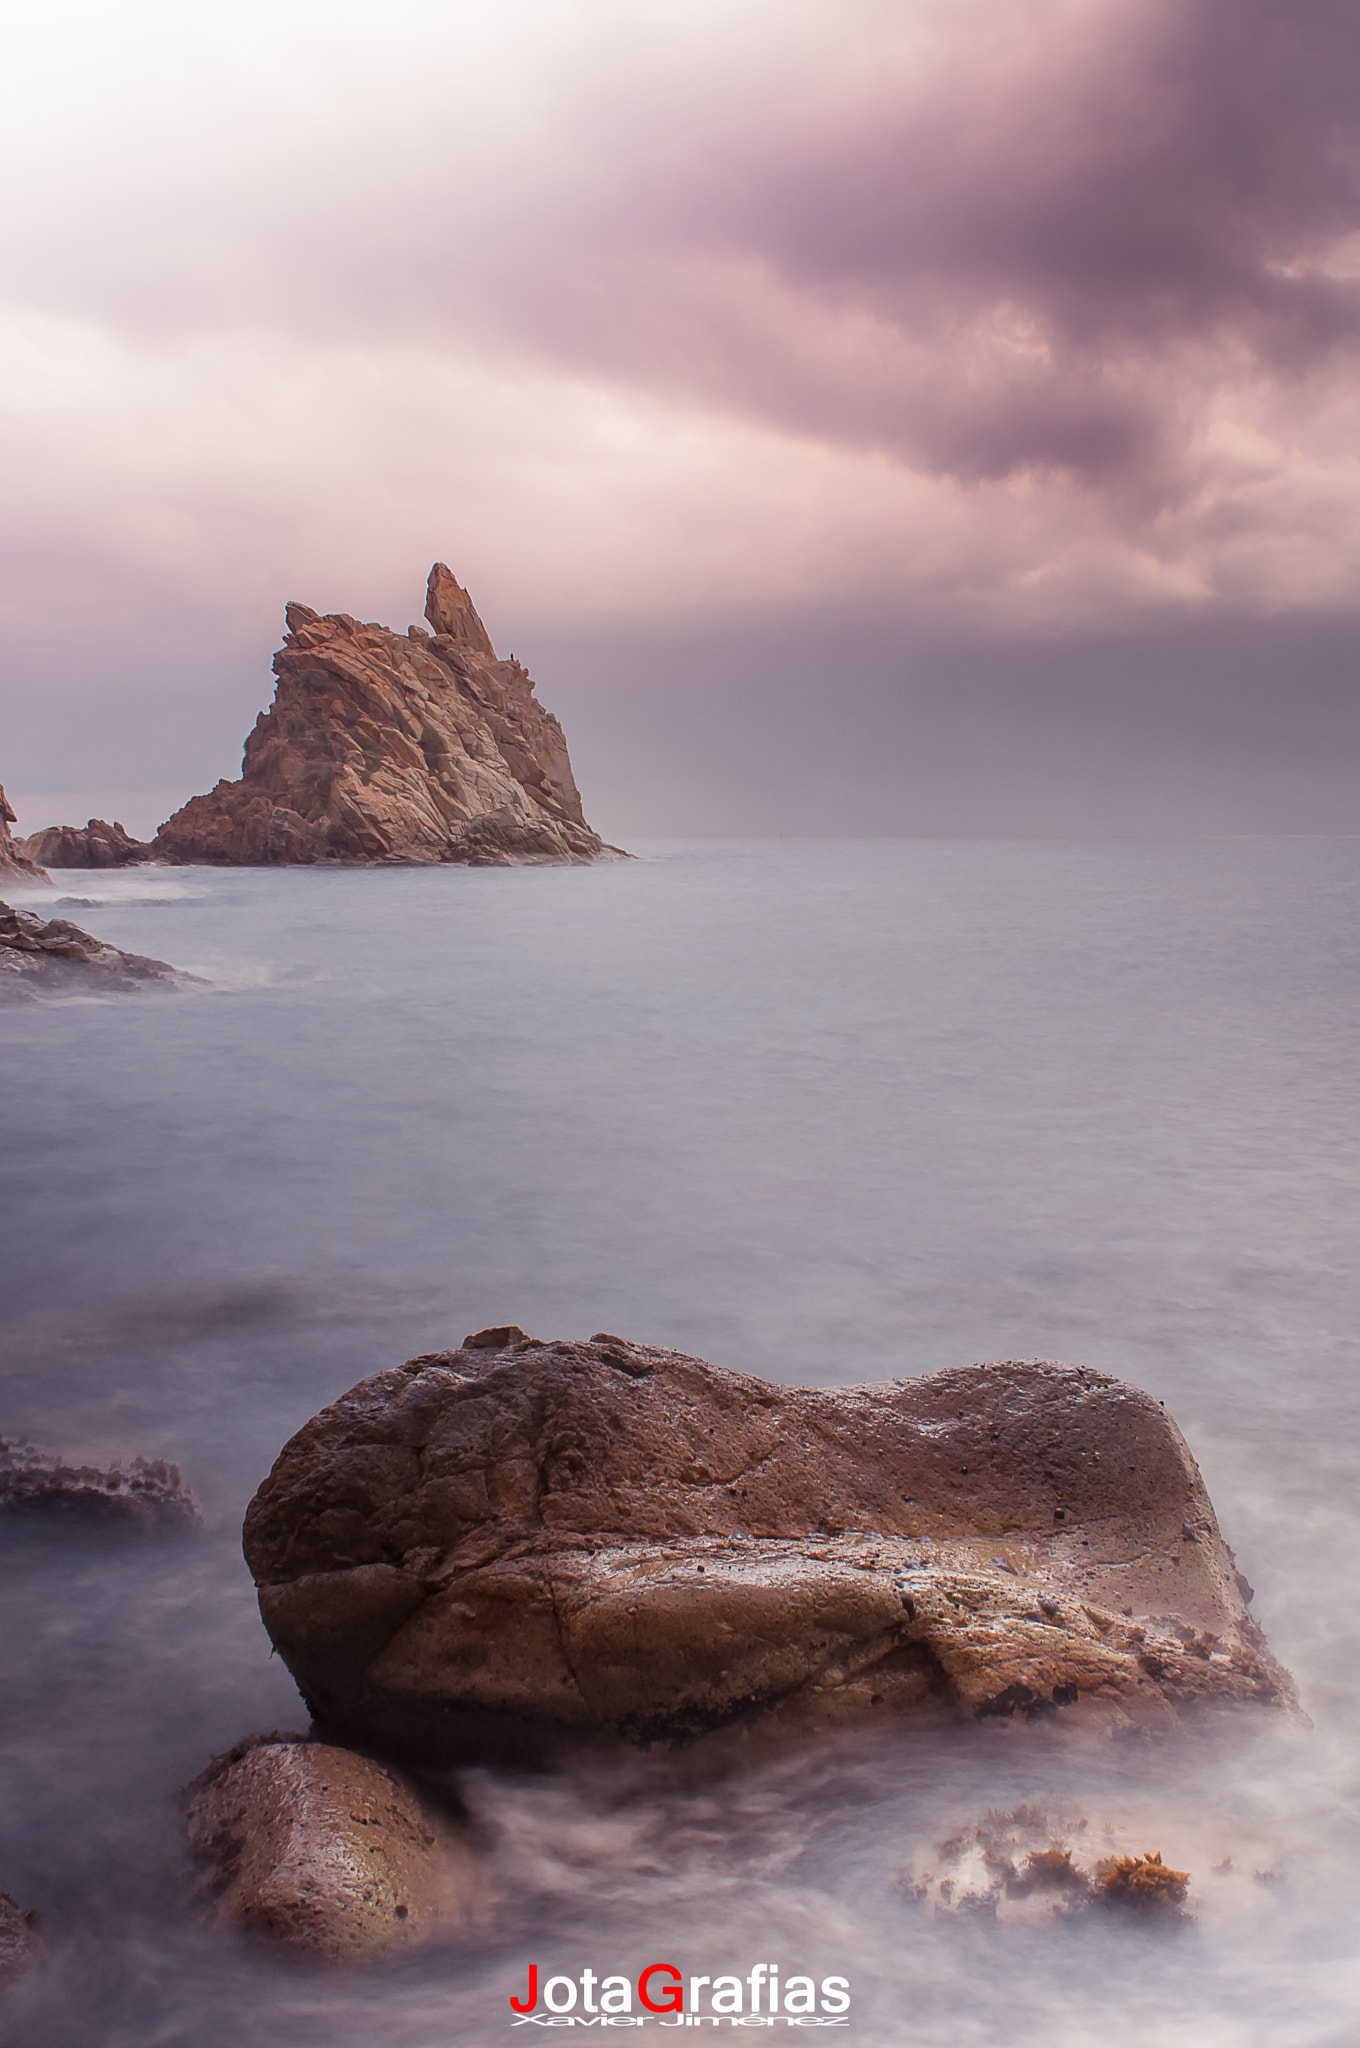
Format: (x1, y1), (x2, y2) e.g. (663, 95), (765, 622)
(243, 1335), (1294, 1762)
(0, 900), (199, 1002)
(183, 1736), (485, 1961)
(0, 1437), (200, 1531)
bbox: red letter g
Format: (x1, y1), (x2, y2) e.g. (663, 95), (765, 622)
(639, 1964), (683, 2014)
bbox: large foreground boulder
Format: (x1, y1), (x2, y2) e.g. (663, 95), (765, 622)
(243, 1335), (1293, 1760)
(154, 564), (619, 866)
(183, 1737), (482, 1960)
(0, 902), (196, 1003)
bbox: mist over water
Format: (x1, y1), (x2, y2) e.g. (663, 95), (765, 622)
(2, 840), (1359, 2045)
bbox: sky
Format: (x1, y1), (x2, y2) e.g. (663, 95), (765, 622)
(2, 0), (1359, 839)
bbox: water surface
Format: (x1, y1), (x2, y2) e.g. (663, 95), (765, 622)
(2, 840), (1358, 2045)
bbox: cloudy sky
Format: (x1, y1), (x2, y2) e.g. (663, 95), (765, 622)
(3, 0), (1359, 837)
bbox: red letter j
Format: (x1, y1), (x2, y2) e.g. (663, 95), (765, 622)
(511, 1966), (539, 2013)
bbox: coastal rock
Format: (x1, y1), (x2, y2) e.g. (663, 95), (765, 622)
(17, 819), (152, 869)
(0, 902), (196, 1003)
(154, 565), (618, 866)
(243, 1337), (1293, 1761)
(183, 1736), (483, 1960)
(0, 1894), (42, 1984)
(0, 787), (48, 884)
(0, 1436), (200, 1531)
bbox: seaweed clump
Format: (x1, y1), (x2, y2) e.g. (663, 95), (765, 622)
(903, 1809), (1197, 1924)
(1094, 1851), (1190, 1915)
(1010, 1846), (1089, 1897)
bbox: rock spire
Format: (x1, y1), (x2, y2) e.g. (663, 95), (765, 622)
(154, 565), (616, 866)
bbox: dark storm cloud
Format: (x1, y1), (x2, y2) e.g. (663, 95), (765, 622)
(4, 0), (1360, 836)
(472, 0), (1360, 494)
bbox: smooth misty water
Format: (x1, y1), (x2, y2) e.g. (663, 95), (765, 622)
(1, 840), (1358, 2047)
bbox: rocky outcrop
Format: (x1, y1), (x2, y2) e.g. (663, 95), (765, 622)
(183, 1736), (483, 1960)
(17, 819), (151, 869)
(0, 1436), (199, 1531)
(0, 787), (48, 884)
(154, 565), (617, 866)
(0, 1894), (42, 1984)
(243, 1334), (1293, 1763)
(0, 902), (196, 1003)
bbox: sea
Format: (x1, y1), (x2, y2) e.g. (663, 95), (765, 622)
(1, 838), (1358, 2047)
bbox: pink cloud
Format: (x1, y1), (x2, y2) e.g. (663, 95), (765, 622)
(3, 0), (1360, 829)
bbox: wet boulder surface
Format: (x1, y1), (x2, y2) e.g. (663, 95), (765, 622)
(183, 1737), (483, 1961)
(243, 1335), (1294, 1761)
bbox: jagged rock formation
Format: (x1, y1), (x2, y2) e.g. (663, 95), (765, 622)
(154, 565), (616, 866)
(243, 1334), (1293, 1763)
(18, 819), (151, 869)
(0, 787), (48, 884)
(0, 1435), (199, 1530)
(0, 902), (196, 1003)
(183, 1736), (483, 1959)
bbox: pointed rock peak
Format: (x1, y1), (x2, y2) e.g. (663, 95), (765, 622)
(425, 563), (496, 658)
(284, 602), (319, 634)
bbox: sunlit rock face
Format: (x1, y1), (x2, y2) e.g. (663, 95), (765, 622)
(243, 1337), (1293, 1763)
(154, 565), (617, 866)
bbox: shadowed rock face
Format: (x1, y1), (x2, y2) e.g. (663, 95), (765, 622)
(17, 820), (151, 869)
(243, 1337), (1294, 1761)
(183, 1738), (483, 1960)
(0, 786), (48, 884)
(154, 565), (617, 866)
(0, 901), (195, 1003)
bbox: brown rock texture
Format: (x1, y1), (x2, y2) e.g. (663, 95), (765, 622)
(18, 819), (152, 869)
(154, 564), (617, 866)
(183, 1736), (483, 1960)
(0, 1436), (199, 1531)
(0, 787), (48, 884)
(0, 1893), (42, 1984)
(243, 1335), (1294, 1762)
(0, 901), (195, 1003)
